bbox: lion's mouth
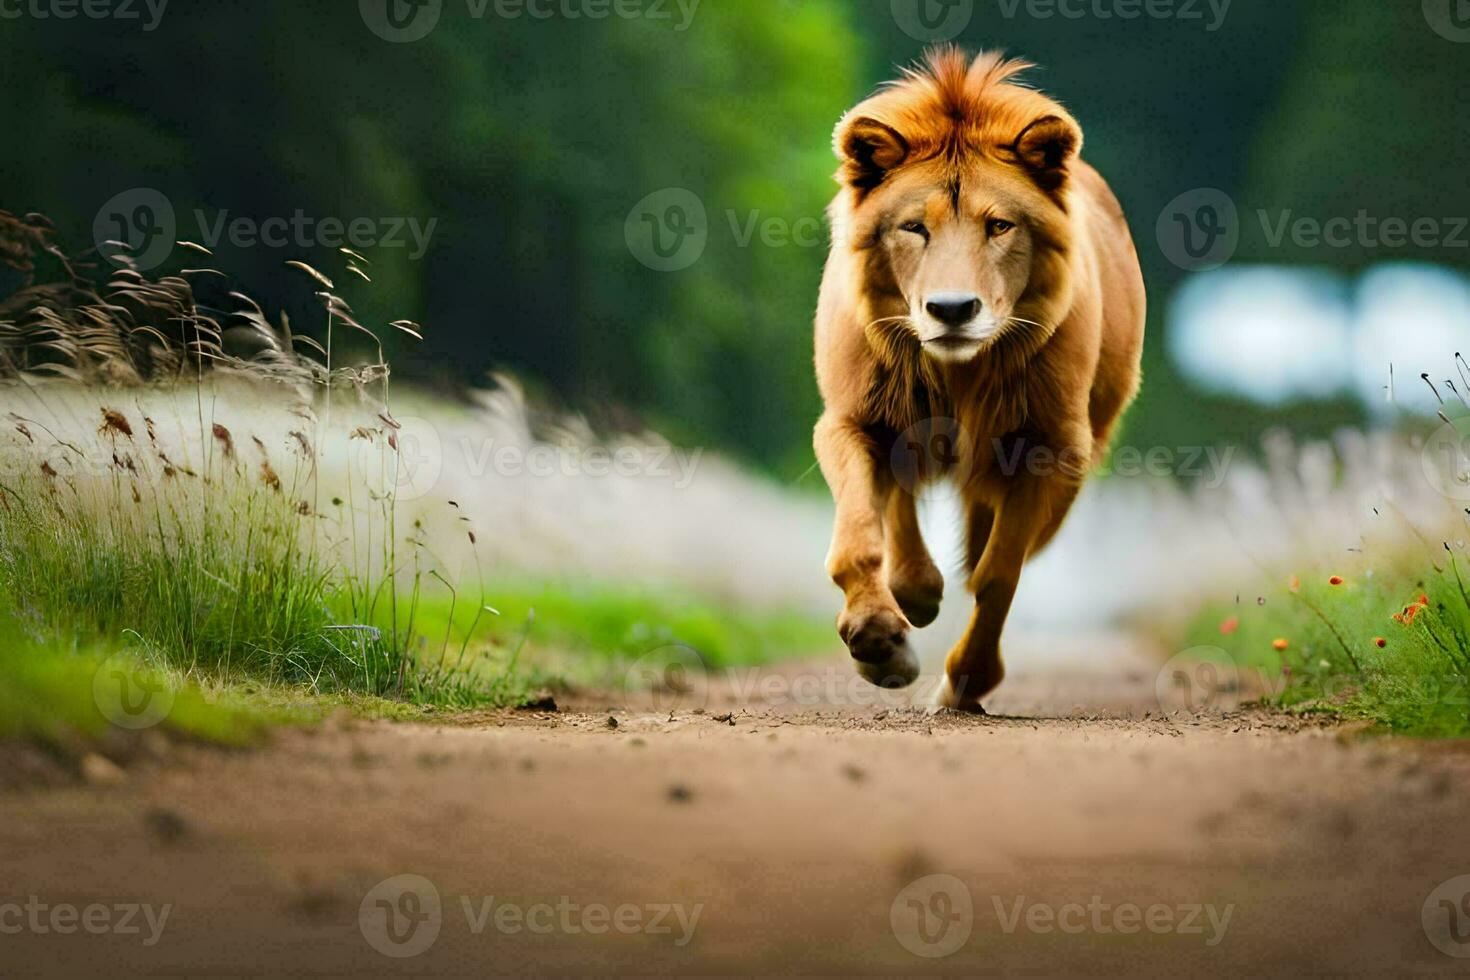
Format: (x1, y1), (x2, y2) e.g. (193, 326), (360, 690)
(922, 334), (983, 352)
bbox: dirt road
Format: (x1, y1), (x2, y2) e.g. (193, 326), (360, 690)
(5, 634), (1470, 976)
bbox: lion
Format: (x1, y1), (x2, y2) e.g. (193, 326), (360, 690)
(813, 47), (1146, 710)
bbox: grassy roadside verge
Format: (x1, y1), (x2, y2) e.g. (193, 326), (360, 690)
(0, 233), (836, 762)
(0, 569), (834, 751)
(1176, 548), (1470, 736)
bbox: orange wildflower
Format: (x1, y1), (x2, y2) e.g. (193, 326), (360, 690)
(1394, 593), (1432, 626)
(1219, 616), (1240, 635)
(1272, 638), (1289, 652)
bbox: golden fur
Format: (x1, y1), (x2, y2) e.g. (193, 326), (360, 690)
(813, 48), (1146, 707)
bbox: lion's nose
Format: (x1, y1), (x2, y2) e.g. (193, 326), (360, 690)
(925, 292), (981, 327)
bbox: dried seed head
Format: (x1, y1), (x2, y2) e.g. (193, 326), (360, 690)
(99, 408), (134, 440)
(286, 259), (334, 289)
(212, 423), (235, 458)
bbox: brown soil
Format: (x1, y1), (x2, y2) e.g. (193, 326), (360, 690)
(4, 635), (1470, 976)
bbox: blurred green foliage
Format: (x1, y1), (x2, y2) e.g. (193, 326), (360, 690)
(3, 0), (1467, 474)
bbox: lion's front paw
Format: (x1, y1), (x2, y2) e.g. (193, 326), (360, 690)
(838, 604), (910, 665)
(838, 604), (919, 688)
(854, 642), (920, 689)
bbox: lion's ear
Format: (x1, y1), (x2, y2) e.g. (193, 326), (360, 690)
(1013, 115), (1081, 189)
(835, 116), (909, 190)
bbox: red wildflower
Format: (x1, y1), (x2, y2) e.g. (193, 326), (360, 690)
(1219, 616), (1240, 636)
(1329, 576), (1344, 586)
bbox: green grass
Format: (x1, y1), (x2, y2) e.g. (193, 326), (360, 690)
(1177, 549), (1470, 737)
(0, 602), (267, 748)
(385, 578), (833, 690)
(0, 400), (507, 713)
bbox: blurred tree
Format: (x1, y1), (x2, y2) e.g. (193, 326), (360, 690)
(0, 0), (862, 474)
(1241, 0), (1470, 270)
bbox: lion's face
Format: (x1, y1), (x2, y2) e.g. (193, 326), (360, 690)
(832, 108), (1080, 365)
(861, 158), (1046, 363)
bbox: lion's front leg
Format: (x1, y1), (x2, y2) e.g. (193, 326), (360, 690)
(814, 413), (920, 689)
(936, 470), (1081, 711)
(885, 488), (944, 629)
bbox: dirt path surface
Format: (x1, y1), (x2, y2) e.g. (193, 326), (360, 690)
(5, 633), (1470, 976)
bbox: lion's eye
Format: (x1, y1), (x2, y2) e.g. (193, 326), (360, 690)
(898, 220), (929, 240)
(988, 219), (1016, 237)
